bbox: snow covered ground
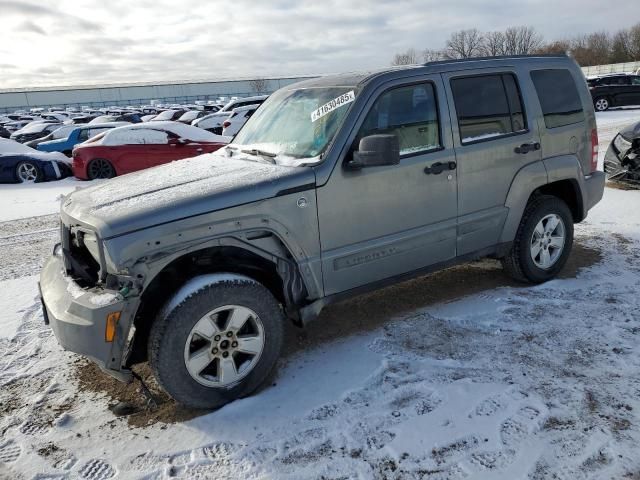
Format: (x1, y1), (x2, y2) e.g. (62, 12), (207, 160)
(1, 110), (640, 480)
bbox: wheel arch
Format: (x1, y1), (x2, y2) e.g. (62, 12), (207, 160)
(125, 236), (309, 367)
(499, 158), (585, 246)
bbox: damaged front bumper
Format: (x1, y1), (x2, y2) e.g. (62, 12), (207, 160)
(39, 248), (138, 382)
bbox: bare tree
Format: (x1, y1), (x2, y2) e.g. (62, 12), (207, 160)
(482, 31), (506, 56)
(610, 30), (632, 63)
(629, 23), (640, 59)
(503, 26), (543, 55)
(445, 29), (484, 59)
(422, 49), (445, 62)
(391, 48), (419, 66)
(249, 78), (268, 94)
(535, 39), (571, 55)
(570, 32), (611, 66)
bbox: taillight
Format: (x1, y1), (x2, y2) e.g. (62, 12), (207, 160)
(590, 128), (598, 173)
(223, 121), (231, 128)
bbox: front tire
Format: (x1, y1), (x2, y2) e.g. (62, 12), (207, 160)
(594, 97), (610, 112)
(501, 195), (574, 283)
(15, 161), (43, 183)
(148, 275), (284, 409)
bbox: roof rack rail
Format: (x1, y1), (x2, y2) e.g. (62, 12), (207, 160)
(423, 53), (569, 67)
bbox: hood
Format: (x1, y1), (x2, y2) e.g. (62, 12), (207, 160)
(38, 137), (66, 150)
(620, 121), (640, 141)
(62, 152), (316, 239)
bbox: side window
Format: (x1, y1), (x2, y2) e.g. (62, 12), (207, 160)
(530, 69), (585, 129)
(632, 77), (640, 86)
(78, 129), (90, 142)
(357, 83), (440, 155)
(450, 73), (527, 144)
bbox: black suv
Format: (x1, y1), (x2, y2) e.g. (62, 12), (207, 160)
(588, 73), (640, 111)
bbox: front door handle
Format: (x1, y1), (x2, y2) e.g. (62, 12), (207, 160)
(424, 161), (456, 175)
(515, 142), (541, 154)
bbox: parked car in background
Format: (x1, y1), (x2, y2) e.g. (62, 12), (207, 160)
(24, 124), (79, 149)
(140, 114), (156, 122)
(0, 150), (72, 183)
(604, 120), (640, 186)
(72, 121), (230, 179)
(40, 112), (70, 123)
(71, 114), (98, 124)
(2, 120), (32, 133)
(191, 111), (232, 134)
(192, 95), (269, 134)
(89, 113), (141, 124)
(588, 73), (640, 111)
(221, 104), (260, 136)
(0, 125), (10, 138)
(150, 109), (186, 122)
(177, 110), (208, 124)
(38, 122), (130, 156)
(10, 122), (62, 143)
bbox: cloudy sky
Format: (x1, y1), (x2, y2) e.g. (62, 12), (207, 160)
(0, 0), (638, 89)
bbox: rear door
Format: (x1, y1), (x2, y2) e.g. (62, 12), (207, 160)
(441, 68), (542, 255)
(619, 76), (640, 106)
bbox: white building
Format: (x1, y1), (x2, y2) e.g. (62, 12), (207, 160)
(0, 75), (316, 113)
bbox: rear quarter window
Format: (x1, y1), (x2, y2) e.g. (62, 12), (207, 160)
(530, 69), (585, 129)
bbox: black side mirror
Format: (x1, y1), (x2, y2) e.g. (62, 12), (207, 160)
(348, 134), (400, 170)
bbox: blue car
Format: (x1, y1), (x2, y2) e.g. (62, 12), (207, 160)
(37, 123), (128, 155)
(0, 152), (72, 183)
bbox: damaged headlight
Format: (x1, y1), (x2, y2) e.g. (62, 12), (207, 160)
(613, 134), (632, 156)
(82, 231), (100, 263)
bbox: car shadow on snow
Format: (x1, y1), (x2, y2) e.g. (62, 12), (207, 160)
(74, 238), (602, 427)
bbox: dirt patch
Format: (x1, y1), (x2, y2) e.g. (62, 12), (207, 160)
(74, 359), (205, 428)
(36, 442), (60, 458)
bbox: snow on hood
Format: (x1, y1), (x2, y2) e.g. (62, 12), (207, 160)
(0, 137), (37, 154)
(0, 138), (70, 164)
(62, 151), (315, 238)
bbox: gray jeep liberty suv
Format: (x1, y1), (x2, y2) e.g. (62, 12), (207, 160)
(40, 54), (605, 409)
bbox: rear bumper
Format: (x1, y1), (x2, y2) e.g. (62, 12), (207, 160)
(71, 154), (89, 180)
(40, 251), (135, 382)
(583, 171), (605, 212)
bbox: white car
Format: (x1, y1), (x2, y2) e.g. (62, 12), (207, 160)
(221, 104), (260, 137)
(192, 95), (268, 134)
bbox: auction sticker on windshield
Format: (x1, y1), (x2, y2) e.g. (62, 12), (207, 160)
(311, 91), (356, 122)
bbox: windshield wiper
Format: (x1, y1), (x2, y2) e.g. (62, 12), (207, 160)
(241, 148), (277, 164)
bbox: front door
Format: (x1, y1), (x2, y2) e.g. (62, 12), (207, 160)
(317, 77), (458, 296)
(441, 68), (542, 255)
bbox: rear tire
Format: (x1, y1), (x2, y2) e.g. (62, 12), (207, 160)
(87, 158), (115, 179)
(594, 97), (610, 112)
(148, 275), (284, 409)
(501, 195), (574, 283)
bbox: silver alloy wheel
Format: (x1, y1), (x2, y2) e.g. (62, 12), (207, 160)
(530, 213), (566, 269)
(17, 162), (38, 183)
(595, 98), (609, 111)
(183, 304), (265, 388)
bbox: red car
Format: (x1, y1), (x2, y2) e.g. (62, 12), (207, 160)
(72, 121), (229, 179)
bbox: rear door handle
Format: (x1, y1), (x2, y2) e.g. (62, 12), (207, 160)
(424, 161), (456, 175)
(515, 142), (541, 154)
